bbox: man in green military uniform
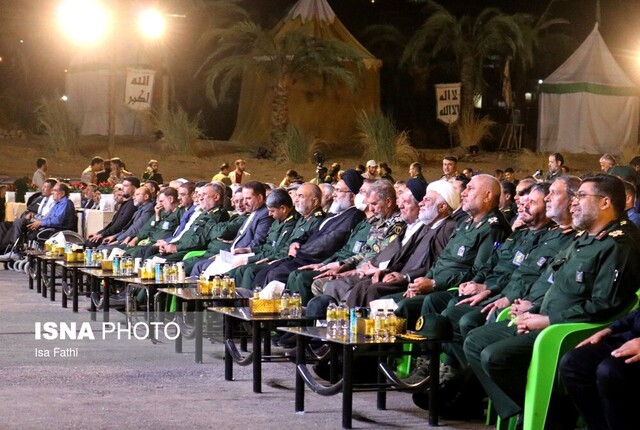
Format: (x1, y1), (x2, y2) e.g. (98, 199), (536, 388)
(284, 179), (375, 305)
(124, 187), (183, 258)
(464, 174), (640, 422)
(421, 182), (554, 318)
(389, 175), (513, 326)
(182, 188), (249, 274)
(232, 183), (324, 289)
(150, 182), (229, 262)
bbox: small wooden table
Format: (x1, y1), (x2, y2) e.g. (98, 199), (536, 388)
(158, 288), (247, 363)
(55, 260), (95, 312)
(80, 268), (135, 322)
(208, 306), (311, 393)
(279, 326), (442, 429)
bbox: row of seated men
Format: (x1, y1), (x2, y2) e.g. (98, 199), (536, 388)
(21, 168), (637, 428)
(0, 179), (78, 257)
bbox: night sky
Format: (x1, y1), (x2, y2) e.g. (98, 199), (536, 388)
(0, 0), (638, 142)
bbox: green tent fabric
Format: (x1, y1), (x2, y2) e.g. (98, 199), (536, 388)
(538, 23), (639, 155)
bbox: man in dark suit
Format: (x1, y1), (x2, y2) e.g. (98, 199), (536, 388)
(97, 187), (155, 249)
(86, 176), (139, 246)
(189, 181), (273, 276)
(250, 169), (366, 288)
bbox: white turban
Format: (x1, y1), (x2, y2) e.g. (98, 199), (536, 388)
(427, 180), (460, 210)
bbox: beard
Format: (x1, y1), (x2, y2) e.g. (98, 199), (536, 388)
(329, 197), (352, 214)
(419, 203), (440, 225)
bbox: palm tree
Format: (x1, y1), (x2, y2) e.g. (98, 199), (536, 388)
(401, 1), (529, 118)
(197, 19), (363, 149)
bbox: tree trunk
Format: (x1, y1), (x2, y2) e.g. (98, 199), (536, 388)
(459, 48), (476, 119)
(270, 83), (289, 151)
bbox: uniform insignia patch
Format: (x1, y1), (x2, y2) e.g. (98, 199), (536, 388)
(608, 230), (624, 238)
(512, 251), (525, 266)
(457, 246), (465, 257)
(415, 316), (424, 331)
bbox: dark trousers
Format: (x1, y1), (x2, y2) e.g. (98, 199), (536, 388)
(559, 335), (640, 430)
(463, 320), (538, 419)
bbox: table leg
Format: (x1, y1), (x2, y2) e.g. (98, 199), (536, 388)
(195, 301), (203, 364)
(61, 266), (68, 308)
(253, 321), (262, 393)
(72, 269), (79, 313)
(28, 254), (34, 290)
(36, 258), (42, 294)
(224, 314), (233, 381)
(294, 333), (306, 413)
(342, 345), (354, 429)
(89, 276), (97, 322)
(103, 278), (110, 323)
(377, 345), (386, 410)
(174, 297), (183, 354)
(49, 260), (56, 302)
(428, 343), (440, 426)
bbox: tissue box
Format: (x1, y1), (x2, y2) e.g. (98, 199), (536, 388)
(250, 298), (281, 314)
(101, 260), (113, 271)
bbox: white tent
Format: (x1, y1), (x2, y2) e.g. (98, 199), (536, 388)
(538, 23), (639, 155)
(65, 47), (154, 136)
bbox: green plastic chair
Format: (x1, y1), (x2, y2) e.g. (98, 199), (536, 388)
(490, 297), (640, 430)
(520, 295), (640, 430)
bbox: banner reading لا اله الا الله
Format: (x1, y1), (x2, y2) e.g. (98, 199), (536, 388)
(435, 83), (461, 125)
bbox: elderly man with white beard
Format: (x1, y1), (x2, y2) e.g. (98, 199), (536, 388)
(345, 179), (458, 308)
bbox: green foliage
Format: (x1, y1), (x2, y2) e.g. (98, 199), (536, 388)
(356, 110), (418, 165)
(454, 110), (496, 149)
(153, 106), (202, 155)
(35, 97), (78, 153)
(278, 124), (312, 163)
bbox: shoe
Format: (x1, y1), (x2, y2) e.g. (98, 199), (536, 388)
(402, 357), (431, 385)
(285, 344), (331, 363)
(276, 332), (297, 349)
(108, 291), (128, 307)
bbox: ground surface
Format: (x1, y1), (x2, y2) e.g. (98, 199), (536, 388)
(0, 267), (491, 429)
(0, 136), (610, 186)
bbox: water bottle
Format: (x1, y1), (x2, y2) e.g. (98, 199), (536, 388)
(280, 290), (291, 318)
(211, 275), (222, 297)
(253, 286), (262, 299)
(386, 310), (397, 339)
(290, 291), (302, 318)
(374, 309), (388, 342)
(326, 302), (338, 335)
(338, 301), (349, 335)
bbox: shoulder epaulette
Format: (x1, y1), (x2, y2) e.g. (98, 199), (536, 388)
(285, 214), (294, 222)
(607, 230), (625, 239)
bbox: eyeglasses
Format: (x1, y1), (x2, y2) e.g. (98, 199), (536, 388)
(572, 192), (606, 201)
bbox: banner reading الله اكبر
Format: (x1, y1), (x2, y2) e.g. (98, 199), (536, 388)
(124, 68), (155, 111)
(435, 83), (461, 125)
